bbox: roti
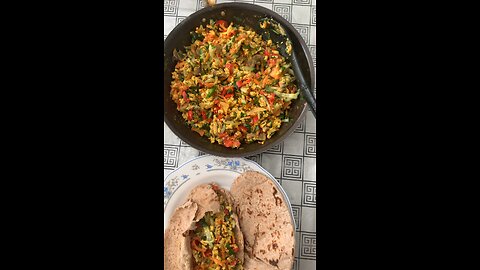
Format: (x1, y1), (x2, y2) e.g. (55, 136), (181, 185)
(164, 183), (245, 270)
(230, 171), (295, 270)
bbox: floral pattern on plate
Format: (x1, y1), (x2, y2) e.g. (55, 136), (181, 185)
(164, 156), (262, 209)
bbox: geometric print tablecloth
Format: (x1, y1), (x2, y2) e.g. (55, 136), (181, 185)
(164, 0), (316, 269)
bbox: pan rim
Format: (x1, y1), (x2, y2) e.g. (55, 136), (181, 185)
(164, 2), (315, 157)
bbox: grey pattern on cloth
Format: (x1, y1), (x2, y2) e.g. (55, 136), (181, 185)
(164, 0), (316, 268)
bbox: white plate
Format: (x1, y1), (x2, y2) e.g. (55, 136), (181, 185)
(164, 155), (295, 232)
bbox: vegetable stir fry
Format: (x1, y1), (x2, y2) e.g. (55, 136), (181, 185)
(190, 185), (243, 270)
(170, 19), (299, 148)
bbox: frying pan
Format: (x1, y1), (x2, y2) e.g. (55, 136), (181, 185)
(164, 3), (315, 157)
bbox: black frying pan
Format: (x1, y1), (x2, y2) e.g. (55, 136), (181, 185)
(164, 3), (315, 157)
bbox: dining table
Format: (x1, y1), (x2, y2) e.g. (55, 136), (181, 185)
(164, 0), (316, 268)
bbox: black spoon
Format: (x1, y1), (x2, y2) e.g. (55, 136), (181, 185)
(258, 18), (317, 118)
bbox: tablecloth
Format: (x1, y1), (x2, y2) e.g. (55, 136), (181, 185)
(164, 0), (316, 268)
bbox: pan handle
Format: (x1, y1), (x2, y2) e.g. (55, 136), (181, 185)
(205, 0), (217, 7)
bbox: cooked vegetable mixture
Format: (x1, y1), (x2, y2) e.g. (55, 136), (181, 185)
(171, 19), (299, 148)
(190, 185), (242, 270)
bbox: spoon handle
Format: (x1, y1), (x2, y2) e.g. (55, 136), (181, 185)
(291, 53), (316, 118)
(299, 83), (316, 118)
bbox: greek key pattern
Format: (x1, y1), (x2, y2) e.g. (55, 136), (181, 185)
(293, 0), (311, 5)
(291, 204), (301, 231)
(309, 45), (316, 67)
(265, 141), (283, 154)
(164, 0), (179, 16)
(282, 156), (303, 180)
(300, 232), (316, 259)
(245, 154), (262, 164)
(311, 6), (316, 25)
(293, 258), (299, 270)
(176, 16), (186, 25)
(196, 0), (206, 11)
(303, 182), (316, 206)
(305, 134), (316, 157)
(292, 23), (310, 45)
(273, 4), (292, 22)
(164, 145), (179, 169)
(165, 0), (317, 266)
(294, 117), (306, 133)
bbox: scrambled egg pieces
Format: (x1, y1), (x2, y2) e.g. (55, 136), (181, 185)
(190, 187), (242, 270)
(170, 19), (299, 148)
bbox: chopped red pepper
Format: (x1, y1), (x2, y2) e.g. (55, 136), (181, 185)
(268, 59), (276, 67)
(224, 93), (233, 99)
(233, 140), (240, 148)
(233, 246), (239, 252)
(222, 134), (241, 148)
(238, 125), (247, 133)
(215, 20), (228, 30)
(252, 115), (259, 124)
(188, 110), (193, 121)
(223, 138), (234, 148)
(268, 93), (275, 105)
(230, 260), (237, 266)
(225, 63), (234, 73)
(201, 110), (206, 120)
(182, 91), (189, 102)
(236, 80), (243, 88)
(204, 249), (212, 257)
(191, 239), (206, 252)
(227, 30), (236, 38)
(222, 85), (234, 97)
(224, 209), (229, 215)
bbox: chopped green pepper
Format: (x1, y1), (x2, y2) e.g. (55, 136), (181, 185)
(189, 86), (199, 92)
(191, 32), (204, 43)
(206, 86), (217, 98)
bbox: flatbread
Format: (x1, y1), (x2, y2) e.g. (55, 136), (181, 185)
(164, 200), (198, 270)
(186, 183), (221, 222)
(230, 171), (295, 270)
(164, 183), (245, 269)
